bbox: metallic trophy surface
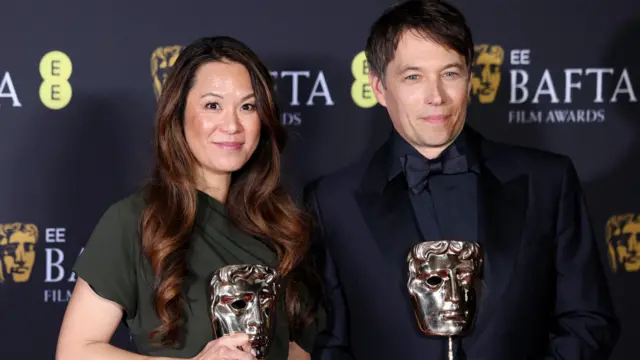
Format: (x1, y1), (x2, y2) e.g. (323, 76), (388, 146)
(209, 264), (279, 359)
(407, 240), (483, 360)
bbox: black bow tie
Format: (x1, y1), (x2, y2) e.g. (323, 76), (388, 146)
(401, 153), (469, 194)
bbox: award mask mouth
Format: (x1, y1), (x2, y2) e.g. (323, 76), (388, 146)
(439, 311), (465, 322)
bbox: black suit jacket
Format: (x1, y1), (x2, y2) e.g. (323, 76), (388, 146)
(306, 126), (619, 360)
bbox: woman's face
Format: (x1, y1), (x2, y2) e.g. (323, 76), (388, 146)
(183, 60), (261, 181)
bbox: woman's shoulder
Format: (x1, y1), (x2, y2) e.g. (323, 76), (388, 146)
(74, 191), (148, 318)
(92, 190), (148, 238)
(108, 190), (147, 219)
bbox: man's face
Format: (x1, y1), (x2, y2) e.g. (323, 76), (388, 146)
(210, 265), (278, 359)
(407, 241), (482, 336)
(370, 30), (471, 159)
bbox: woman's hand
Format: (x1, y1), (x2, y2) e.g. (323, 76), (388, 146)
(190, 333), (256, 360)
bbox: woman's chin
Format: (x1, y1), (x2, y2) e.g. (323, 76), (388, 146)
(206, 162), (247, 175)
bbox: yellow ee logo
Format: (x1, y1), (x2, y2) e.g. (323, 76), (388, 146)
(350, 51), (377, 108)
(39, 51), (72, 110)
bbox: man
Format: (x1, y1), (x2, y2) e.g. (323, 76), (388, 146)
(306, 1), (620, 359)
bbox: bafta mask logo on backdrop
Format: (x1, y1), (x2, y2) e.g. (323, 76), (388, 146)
(150, 46), (183, 99)
(471, 44), (504, 104)
(606, 214), (640, 273)
(0, 223), (39, 284)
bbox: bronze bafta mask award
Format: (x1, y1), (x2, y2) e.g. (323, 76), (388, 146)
(209, 264), (279, 359)
(407, 241), (483, 360)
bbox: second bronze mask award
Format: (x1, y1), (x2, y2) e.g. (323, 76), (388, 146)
(210, 264), (279, 359)
(407, 240), (484, 360)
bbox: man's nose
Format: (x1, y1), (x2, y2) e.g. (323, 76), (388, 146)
(425, 81), (444, 105)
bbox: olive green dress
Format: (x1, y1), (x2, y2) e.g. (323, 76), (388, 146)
(73, 191), (321, 359)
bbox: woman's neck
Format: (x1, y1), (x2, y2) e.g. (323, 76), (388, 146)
(197, 170), (231, 203)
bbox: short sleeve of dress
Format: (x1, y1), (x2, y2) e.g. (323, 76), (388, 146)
(72, 198), (140, 320)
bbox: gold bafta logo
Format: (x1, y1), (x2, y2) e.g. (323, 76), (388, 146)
(0, 223), (39, 283)
(471, 44), (504, 104)
(606, 214), (640, 273)
(150, 45), (183, 99)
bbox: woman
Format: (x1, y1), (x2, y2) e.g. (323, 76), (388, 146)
(56, 36), (322, 360)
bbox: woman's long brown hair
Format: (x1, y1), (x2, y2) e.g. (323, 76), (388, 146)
(140, 36), (317, 347)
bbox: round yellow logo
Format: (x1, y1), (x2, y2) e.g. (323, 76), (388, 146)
(350, 51), (377, 108)
(39, 51), (72, 110)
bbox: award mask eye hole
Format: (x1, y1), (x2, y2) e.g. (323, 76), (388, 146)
(426, 276), (443, 286)
(231, 299), (247, 310)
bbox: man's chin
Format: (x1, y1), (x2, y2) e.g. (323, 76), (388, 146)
(416, 137), (456, 150)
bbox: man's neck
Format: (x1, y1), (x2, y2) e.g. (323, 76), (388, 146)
(416, 133), (462, 160)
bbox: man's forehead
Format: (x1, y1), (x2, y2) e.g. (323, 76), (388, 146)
(392, 31), (466, 64)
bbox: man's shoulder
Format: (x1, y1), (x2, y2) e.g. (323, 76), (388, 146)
(484, 137), (576, 180)
(492, 139), (570, 162)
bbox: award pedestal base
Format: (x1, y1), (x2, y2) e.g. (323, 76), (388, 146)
(448, 336), (454, 360)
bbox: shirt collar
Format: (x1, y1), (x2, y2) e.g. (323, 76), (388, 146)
(387, 126), (480, 182)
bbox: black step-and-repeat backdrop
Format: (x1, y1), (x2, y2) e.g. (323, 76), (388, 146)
(0, 0), (638, 359)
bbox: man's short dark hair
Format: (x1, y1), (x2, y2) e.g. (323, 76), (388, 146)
(365, 0), (474, 80)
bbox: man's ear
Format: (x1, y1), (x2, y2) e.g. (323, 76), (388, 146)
(368, 71), (387, 107)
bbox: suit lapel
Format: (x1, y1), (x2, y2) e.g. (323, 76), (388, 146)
(354, 138), (446, 356)
(462, 130), (530, 350)
(353, 141), (424, 274)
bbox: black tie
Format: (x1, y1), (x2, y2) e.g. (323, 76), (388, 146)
(401, 153), (469, 194)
